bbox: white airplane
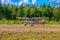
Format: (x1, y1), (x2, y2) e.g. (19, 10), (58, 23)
(17, 17), (46, 26)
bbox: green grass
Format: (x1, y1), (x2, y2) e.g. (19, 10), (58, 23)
(46, 20), (60, 24)
(0, 19), (60, 24)
(0, 19), (24, 24)
(0, 32), (60, 40)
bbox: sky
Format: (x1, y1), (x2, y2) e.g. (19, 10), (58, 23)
(0, 0), (60, 6)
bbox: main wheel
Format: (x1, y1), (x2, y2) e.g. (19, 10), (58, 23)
(24, 24), (26, 26)
(31, 24), (33, 27)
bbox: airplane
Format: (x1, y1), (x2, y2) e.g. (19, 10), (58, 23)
(16, 17), (46, 26)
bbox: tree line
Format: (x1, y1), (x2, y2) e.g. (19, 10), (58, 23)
(0, 4), (60, 21)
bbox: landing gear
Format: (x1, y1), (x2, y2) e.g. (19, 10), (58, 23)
(24, 24), (26, 26)
(31, 24), (33, 27)
(24, 24), (33, 27)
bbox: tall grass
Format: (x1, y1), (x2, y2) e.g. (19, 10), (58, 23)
(46, 20), (60, 24)
(0, 19), (24, 24)
(0, 19), (60, 24)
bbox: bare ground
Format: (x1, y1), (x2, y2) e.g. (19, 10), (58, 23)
(0, 24), (60, 33)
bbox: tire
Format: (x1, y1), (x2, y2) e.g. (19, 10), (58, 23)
(31, 24), (33, 27)
(24, 24), (26, 26)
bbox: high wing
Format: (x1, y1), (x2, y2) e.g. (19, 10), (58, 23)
(16, 17), (46, 20)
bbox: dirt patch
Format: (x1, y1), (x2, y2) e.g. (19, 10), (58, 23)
(0, 24), (60, 33)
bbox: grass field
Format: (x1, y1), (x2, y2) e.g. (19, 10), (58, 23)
(0, 24), (60, 40)
(0, 19), (60, 24)
(0, 32), (60, 40)
(0, 20), (24, 24)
